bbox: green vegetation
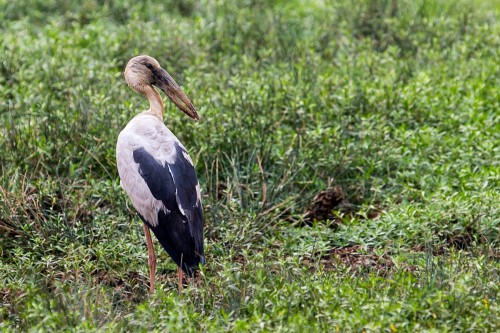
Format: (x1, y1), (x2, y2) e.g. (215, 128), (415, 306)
(1, 0), (499, 331)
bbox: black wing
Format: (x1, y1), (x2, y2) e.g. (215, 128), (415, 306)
(133, 143), (204, 276)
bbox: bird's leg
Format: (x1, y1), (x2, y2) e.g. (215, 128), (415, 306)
(177, 253), (184, 294)
(177, 267), (183, 294)
(143, 224), (156, 294)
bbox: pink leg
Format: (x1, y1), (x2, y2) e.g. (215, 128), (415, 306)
(144, 224), (156, 294)
(177, 267), (183, 294)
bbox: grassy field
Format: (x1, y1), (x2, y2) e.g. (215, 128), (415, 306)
(1, 0), (499, 331)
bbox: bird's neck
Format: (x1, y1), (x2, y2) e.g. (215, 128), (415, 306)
(143, 85), (164, 119)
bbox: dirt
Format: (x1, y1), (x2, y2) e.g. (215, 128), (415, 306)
(315, 245), (417, 276)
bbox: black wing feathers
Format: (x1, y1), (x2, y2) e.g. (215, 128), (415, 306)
(138, 210), (199, 276)
(133, 144), (204, 276)
(168, 143), (199, 210)
(133, 147), (177, 206)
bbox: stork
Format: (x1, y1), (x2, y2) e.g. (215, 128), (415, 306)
(116, 55), (205, 293)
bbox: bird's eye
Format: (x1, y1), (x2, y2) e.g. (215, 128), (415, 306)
(145, 63), (154, 70)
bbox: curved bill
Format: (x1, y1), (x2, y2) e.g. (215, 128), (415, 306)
(154, 68), (200, 120)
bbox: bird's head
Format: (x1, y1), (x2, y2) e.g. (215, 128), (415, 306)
(124, 55), (199, 120)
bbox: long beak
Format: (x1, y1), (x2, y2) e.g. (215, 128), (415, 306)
(154, 68), (200, 120)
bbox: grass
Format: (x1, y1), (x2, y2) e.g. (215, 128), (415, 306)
(0, 0), (499, 331)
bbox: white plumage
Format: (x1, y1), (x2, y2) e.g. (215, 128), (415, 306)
(117, 114), (180, 226)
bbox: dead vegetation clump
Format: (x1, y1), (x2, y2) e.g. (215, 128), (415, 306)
(303, 185), (382, 226)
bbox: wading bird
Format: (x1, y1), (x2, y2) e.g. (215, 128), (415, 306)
(116, 55), (205, 293)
